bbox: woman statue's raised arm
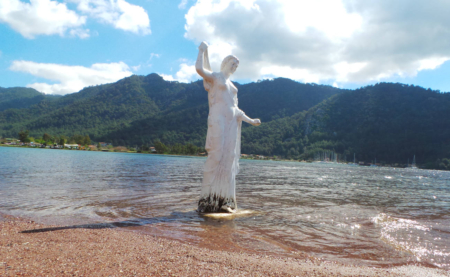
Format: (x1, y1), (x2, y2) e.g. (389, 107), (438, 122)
(196, 41), (214, 84)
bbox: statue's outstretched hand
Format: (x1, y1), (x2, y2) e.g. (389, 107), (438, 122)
(251, 119), (261, 126)
(199, 41), (209, 52)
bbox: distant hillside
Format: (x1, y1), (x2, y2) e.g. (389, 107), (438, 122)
(0, 74), (341, 147)
(240, 83), (450, 169)
(0, 87), (61, 112)
(237, 79), (342, 122)
(3, 75), (449, 169)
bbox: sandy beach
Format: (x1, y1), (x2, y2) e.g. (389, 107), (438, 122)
(0, 214), (448, 277)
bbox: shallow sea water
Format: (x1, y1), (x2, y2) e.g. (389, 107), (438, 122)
(1, 147), (449, 270)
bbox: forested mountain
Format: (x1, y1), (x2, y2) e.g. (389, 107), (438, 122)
(240, 83), (450, 169)
(0, 74), (341, 146)
(2, 74), (450, 168)
(0, 87), (61, 112)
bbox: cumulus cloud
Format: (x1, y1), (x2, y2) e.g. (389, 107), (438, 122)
(0, 0), (87, 39)
(175, 63), (197, 82)
(160, 74), (175, 82)
(161, 63), (197, 83)
(71, 0), (151, 35)
(0, 0), (151, 38)
(10, 60), (133, 95)
(183, 0), (450, 84)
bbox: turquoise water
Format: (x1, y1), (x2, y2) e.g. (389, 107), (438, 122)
(1, 146), (449, 269)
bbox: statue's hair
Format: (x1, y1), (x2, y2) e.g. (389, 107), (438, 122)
(220, 55), (239, 72)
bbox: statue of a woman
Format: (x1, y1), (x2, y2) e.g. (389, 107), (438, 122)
(196, 41), (261, 213)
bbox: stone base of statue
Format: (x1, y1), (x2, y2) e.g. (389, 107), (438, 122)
(197, 196), (236, 213)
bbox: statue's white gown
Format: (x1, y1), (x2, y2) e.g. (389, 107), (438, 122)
(197, 73), (245, 213)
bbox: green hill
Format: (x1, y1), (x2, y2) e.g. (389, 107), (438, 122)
(0, 74), (341, 147)
(0, 87), (61, 112)
(2, 75), (450, 169)
(240, 83), (450, 169)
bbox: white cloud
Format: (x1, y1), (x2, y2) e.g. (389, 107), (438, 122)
(0, 0), (151, 38)
(161, 63), (197, 83)
(260, 65), (320, 83)
(178, 0), (188, 9)
(131, 65), (141, 71)
(184, 0), (450, 85)
(160, 74), (176, 82)
(333, 61), (367, 83)
(175, 63), (197, 82)
(0, 0), (87, 39)
(281, 0), (362, 39)
(418, 57), (449, 71)
(149, 53), (160, 60)
(10, 60), (133, 95)
(72, 0), (151, 35)
(69, 28), (90, 39)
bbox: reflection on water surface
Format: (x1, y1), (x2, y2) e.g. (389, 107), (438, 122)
(1, 147), (449, 269)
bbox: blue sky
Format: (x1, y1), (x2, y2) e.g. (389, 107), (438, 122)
(1, 0), (450, 95)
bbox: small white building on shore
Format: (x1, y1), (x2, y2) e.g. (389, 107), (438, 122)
(64, 144), (79, 149)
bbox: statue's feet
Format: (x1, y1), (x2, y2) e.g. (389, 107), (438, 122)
(221, 206), (236, 213)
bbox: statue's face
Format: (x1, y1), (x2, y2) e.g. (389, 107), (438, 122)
(227, 58), (239, 74)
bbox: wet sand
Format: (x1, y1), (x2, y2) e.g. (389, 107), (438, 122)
(1, 214), (449, 276)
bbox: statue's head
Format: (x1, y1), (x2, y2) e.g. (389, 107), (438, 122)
(220, 55), (239, 75)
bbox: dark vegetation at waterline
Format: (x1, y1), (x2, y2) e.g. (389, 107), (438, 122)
(17, 130), (90, 146)
(1, 74), (449, 169)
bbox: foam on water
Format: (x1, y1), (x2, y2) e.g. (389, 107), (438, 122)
(373, 213), (450, 269)
(201, 209), (260, 219)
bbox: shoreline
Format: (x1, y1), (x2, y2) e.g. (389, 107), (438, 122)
(1, 213), (448, 276)
(0, 145), (426, 169)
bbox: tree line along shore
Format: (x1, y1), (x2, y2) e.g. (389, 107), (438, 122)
(1, 131), (206, 155)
